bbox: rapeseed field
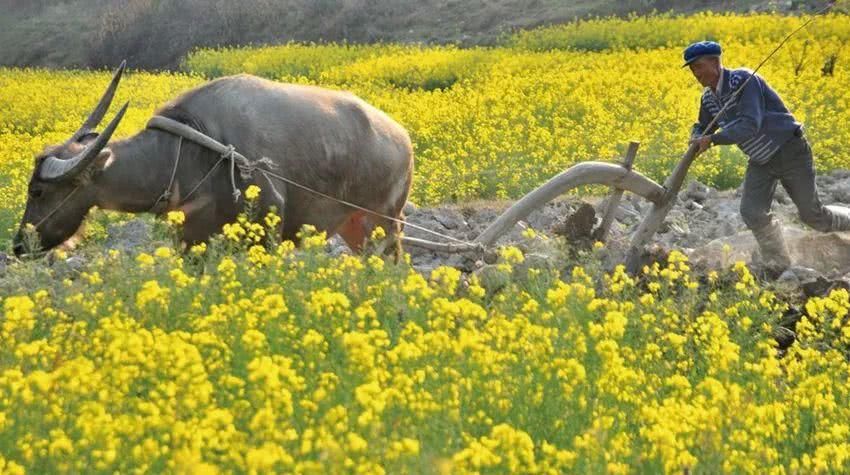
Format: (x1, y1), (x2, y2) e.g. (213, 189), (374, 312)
(1, 12), (849, 474)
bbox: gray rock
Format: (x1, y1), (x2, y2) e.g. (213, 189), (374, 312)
(53, 255), (88, 279)
(684, 180), (712, 203)
(105, 219), (153, 252)
(802, 277), (850, 298)
(785, 265), (822, 284)
(403, 201), (418, 215)
(776, 269), (799, 288)
(720, 220), (738, 237)
(327, 235), (350, 257)
(817, 174), (834, 187)
(830, 183), (850, 203)
(65, 256), (87, 271)
(483, 249), (499, 264)
(516, 253), (556, 277)
(433, 210), (466, 230)
(775, 266), (825, 294)
(551, 203), (595, 240)
(412, 264), (438, 279)
(473, 264), (510, 293)
(685, 200), (703, 211)
(445, 253), (475, 272)
(787, 231), (850, 275)
(774, 186), (790, 205)
(688, 230), (756, 270)
(614, 202), (641, 223)
(735, 183), (745, 197)
(630, 194), (644, 213)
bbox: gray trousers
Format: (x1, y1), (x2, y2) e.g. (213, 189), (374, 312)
(740, 133), (849, 232)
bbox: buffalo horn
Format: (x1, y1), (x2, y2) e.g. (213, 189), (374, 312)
(40, 102), (129, 181)
(66, 60), (127, 145)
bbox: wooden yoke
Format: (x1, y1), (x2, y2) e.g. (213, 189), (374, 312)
(625, 141), (701, 274)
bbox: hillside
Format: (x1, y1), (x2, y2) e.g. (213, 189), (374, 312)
(0, 0), (824, 70)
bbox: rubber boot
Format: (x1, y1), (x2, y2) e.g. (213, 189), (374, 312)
(826, 205), (850, 232)
(751, 220), (792, 276)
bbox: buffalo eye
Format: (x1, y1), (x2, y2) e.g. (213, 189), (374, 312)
(28, 188), (44, 199)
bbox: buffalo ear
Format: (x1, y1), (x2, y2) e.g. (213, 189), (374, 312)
(74, 148), (114, 185)
(76, 132), (100, 145)
(93, 148), (114, 171)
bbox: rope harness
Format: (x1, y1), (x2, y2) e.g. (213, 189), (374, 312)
(33, 187), (80, 230)
(145, 116), (472, 245)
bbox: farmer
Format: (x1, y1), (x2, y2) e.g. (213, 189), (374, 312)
(686, 40), (850, 273)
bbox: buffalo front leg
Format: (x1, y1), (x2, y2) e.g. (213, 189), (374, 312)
(179, 201), (232, 250)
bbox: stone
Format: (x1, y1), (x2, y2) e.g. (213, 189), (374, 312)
(774, 185), (790, 205)
(772, 326), (796, 350)
(515, 253), (556, 278)
(552, 203), (596, 241)
(433, 210), (466, 230)
(775, 268), (800, 293)
(831, 182), (850, 203)
(684, 180), (712, 203)
(685, 200), (703, 211)
(105, 219), (153, 252)
(327, 235), (351, 257)
(53, 255), (88, 279)
(483, 249), (499, 265)
(473, 264), (510, 293)
(685, 226), (850, 275)
(785, 265), (822, 283)
(802, 277), (850, 298)
(403, 201), (418, 215)
(614, 202), (640, 223)
(787, 231), (850, 275)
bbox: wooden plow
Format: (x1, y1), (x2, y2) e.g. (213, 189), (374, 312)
(400, 141), (702, 274)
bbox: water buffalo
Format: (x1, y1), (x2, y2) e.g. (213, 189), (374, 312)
(13, 62), (414, 256)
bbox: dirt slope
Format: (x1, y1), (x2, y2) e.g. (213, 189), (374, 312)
(0, 0), (815, 70)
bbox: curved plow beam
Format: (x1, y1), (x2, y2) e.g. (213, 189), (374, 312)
(400, 162), (664, 252)
(400, 236), (483, 253)
(474, 161), (664, 246)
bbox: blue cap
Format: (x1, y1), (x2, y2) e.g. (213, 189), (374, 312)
(682, 41), (722, 67)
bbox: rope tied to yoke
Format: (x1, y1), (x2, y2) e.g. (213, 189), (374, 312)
(146, 115), (284, 206)
(149, 136), (184, 212)
(221, 143), (279, 202)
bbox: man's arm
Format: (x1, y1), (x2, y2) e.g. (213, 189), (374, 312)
(710, 72), (764, 145)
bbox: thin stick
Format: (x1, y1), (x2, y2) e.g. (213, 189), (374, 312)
(594, 141), (640, 242)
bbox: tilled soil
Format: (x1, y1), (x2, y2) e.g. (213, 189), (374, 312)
(395, 168), (850, 290)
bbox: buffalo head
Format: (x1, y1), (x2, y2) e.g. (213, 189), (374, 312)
(13, 62), (129, 257)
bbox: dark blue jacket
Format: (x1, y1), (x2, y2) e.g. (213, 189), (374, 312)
(691, 67), (801, 164)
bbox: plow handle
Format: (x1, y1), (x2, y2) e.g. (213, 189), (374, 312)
(625, 141), (701, 274)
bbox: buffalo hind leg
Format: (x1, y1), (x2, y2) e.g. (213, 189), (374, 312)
(336, 210), (369, 253)
(335, 210), (404, 262)
(377, 213), (404, 263)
